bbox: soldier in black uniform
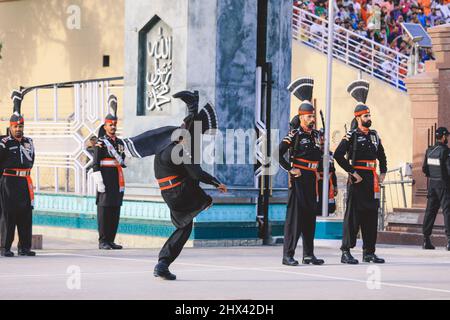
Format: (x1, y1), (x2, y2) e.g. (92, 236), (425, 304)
(122, 91), (227, 280)
(317, 129), (338, 216)
(92, 95), (126, 250)
(421, 127), (450, 251)
(277, 77), (325, 266)
(0, 90), (36, 257)
(334, 80), (387, 264)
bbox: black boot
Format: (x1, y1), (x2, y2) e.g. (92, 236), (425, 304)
(1, 250), (14, 257)
(109, 243), (123, 250)
(282, 256), (299, 266)
(363, 253), (385, 264)
(154, 262), (176, 280)
(18, 249), (36, 256)
(423, 236), (435, 250)
(341, 250), (359, 264)
(447, 240), (450, 251)
(302, 255), (325, 265)
(99, 242), (112, 250)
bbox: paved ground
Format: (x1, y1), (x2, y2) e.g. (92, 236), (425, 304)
(1, 237), (450, 300)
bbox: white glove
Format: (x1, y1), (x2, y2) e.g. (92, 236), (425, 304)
(92, 171), (106, 193)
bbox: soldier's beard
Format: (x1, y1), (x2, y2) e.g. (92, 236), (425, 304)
(362, 120), (372, 128)
(307, 122), (315, 129)
(13, 131), (23, 139)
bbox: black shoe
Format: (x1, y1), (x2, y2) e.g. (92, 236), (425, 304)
(109, 243), (123, 250)
(341, 250), (359, 264)
(302, 256), (325, 265)
(99, 242), (112, 250)
(1, 250), (14, 257)
(363, 253), (385, 264)
(423, 236), (435, 250)
(282, 256), (299, 266)
(447, 241), (450, 251)
(18, 249), (36, 256)
(153, 263), (176, 280)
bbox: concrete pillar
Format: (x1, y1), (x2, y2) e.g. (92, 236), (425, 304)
(405, 24), (450, 207)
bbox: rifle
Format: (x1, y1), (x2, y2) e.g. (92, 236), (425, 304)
(320, 110), (326, 133)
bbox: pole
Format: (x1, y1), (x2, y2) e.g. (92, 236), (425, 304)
(321, 0), (335, 217)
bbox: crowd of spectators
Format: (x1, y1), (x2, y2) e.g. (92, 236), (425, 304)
(294, 0), (444, 87)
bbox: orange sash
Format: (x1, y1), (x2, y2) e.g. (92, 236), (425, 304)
(100, 158), (125, 192)
(293, 158), (320, 202)
(3, 168), (34, 206)
(353, 160), (380, 199)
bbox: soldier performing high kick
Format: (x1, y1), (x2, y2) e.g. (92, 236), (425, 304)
(92, 95), (126, 250)
(0, 90), (36, 257)
(122, 90), (227, 280)
(334, 80), (387, 264)
(421, 127), (450, 251)
(277, 77), (325, 266)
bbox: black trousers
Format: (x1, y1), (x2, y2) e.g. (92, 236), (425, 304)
(283, 171), (318, 258)
(423, 180), (450, 238)
(341, 171), (379, 254)
(97, 206), (121, 244)
(0, 206), (32, 251)
(158, 222), (193, 266)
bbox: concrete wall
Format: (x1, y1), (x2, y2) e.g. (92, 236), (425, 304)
(292, 42), (413, 207)
(0, 0), (125, 120)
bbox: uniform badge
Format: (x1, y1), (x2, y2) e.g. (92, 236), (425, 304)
(370, 134), (378, 147)
(118, 145), (124, 153)
(24, 143), (31, 149)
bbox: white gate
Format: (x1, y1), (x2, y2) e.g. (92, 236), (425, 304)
(20, 77), (124, 196)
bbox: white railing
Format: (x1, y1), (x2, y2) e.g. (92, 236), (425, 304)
(14, 77), (124, 196)
(293, 8), (409, 91)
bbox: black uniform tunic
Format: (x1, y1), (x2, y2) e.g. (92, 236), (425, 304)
(278, 127), (323, 258)
(155, 142), (221, 265)
(93, 135), (126, 207)
(334, 128), (387, 254)
(0, 136), (35, 252)
(93, 134), (126, 244)
(422, 142), (450, 238)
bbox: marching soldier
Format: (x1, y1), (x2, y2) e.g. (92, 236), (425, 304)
(0, 90), (36, 257)
(421, 127), (450, 251)
(92, 95), (126, 250)
(334, 80), (387, 264)
(277, 77), (325, 266)
(122, 90), (227, 280)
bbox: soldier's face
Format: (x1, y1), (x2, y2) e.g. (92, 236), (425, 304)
(10, 124), (24, 139)
(104, 122), (117, 136)
(358, 113), (372, 128)
(301, 114), (316, 129)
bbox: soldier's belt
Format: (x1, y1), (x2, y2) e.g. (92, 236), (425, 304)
(100, 159), (120, 167)
(100, 158), (125, 192)
(291, 158), (320, 202)
(157, 175), (183, 191)
(3, 169), (34, 206)
(352, 160), (380, 199)
(292, 158), (319, 170)
(3, 169), (31, 177)
(353, 160), (377, 169)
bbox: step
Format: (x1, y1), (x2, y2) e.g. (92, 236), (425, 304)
(378, 231), (448, 246)
(386, 224), (447, 235)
